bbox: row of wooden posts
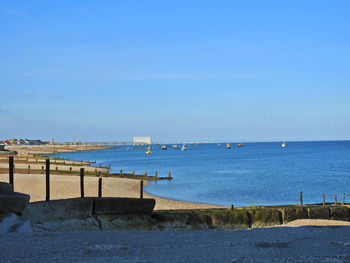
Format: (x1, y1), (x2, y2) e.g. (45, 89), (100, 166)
(10, 157), (106, 169)
(120, 169), (171, 178)
(8, 156), (145, 201)
(299, 192), (348, 207)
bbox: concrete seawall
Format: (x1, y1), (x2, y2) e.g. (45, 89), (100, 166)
(22, 198), (350, 231)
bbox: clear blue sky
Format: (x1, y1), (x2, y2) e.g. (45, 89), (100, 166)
(1, 0), (349, 142)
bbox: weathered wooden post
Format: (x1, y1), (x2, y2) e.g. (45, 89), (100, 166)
(70, 167), (72, 172)
(231, 204), (234, 210)
(300, 192), (303, 207)
(145, 170), (147, 177)
(46, 159), (50, 201)
(28, 165), (30, 174)
(140, 180), (144, 199)
(155, 171), (158, 179)
(80, 168), (84, 198)
(98, 178), (102, 198)
(132, 170), (135, 175)
(322, 193), (325, 206)
(120, 169), (123, 175)
(342, 193), (345, 205)
(9, 156), (14, 186)
(168, 172), (171, 179)
(335, 194), (338, 205)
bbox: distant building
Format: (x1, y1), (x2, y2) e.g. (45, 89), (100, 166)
(26, 140), (42, 145)
(133, 136), (152, 145)
(0, 145), (5, 151)
(2, 139), (42, 145)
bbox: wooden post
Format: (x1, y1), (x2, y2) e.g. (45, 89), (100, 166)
(145, 170), (147, 176)
(120, 169), (123, 175)
(98, 178), (102, 197)
(9, 156), (14, 186)
(342, 193), (345, 205)
(168, 172), (171, 179)
(140, 180), (144, 199)
(335, 194), (337, 205)
(322, 193), (325, 206)
(132, 170), (135, 175)
(155, 171), (157, 179)
(46, 159), (50, 201)
(80, 168), (84, 198)
(231, 204), (234, 210)
(300, 192), (303, 207)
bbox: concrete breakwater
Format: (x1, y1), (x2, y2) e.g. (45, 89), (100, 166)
(22, 198), (350, 231)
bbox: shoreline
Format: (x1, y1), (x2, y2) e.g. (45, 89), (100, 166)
(4, 144), (114, 155)
(0, 173), (226, 210)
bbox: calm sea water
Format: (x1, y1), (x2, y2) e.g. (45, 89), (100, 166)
(50, 141), (350, 207)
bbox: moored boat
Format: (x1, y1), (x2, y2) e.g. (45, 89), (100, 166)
(161, 145), (168, 150)
(281, 142), (286, 148)
(237, 143), (244, 147)
(226, 143), (231, 149)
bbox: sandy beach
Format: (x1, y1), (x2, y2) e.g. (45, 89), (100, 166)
(4, 144), (112, 155)
(0, 173), (226, 210)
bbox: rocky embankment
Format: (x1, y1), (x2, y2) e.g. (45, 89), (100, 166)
(0, 182), (32, 233)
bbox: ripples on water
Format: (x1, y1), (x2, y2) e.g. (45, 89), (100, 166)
(51, 141), (350, 206)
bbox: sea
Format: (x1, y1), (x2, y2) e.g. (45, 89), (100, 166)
(49, 141), (350, 207)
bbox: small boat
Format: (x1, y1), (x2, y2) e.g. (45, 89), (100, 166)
(226, 143), (231, 149)
(172, 145), (179, 149)
(181, 145), (187, 151)
(146, 150), (152, 154)
(161, 145), (168, 150)
(281, 142), (286, 148)
(237, 143), (244, 147)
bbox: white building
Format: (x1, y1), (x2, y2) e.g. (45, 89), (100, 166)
(133, 137), (152, 145)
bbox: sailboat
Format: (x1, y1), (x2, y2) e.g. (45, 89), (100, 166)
(281, 142), (286, 148)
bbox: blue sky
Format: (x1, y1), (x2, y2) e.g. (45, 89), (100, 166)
(0, 0), (349, 142)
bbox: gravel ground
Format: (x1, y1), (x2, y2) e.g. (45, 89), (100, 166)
(2, 226), (350, 262)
